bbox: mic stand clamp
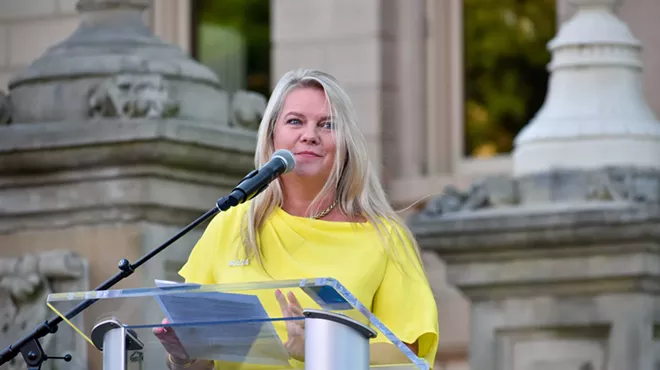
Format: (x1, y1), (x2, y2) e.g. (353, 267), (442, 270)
(20, 335), (71, 370)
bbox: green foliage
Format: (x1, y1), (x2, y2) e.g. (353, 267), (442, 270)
(464, 0), (556, 157)
(193, 0), (271, 97)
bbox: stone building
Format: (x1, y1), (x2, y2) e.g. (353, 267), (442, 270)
(0, 0), (659, 369)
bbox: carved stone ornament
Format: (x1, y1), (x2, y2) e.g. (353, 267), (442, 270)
(0, 90), (11, 125)
(580, 361), (595, 370)
(230, 90), (267, 130)
(88, 74), (180, 119)
(0, 251), (88, 370)
(413, 167), (660, 220)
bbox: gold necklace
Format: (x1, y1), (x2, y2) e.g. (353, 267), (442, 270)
(311, 200), (337, 219)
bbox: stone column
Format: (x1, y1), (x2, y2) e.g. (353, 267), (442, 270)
(395, 0), (427, 178)
(0, 0), (264, 369)
(409, 1), (660, 369)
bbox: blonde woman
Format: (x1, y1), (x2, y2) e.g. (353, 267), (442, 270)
(155, 68), (439, 369)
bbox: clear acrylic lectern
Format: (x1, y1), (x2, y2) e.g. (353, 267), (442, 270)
(46, 277), (430, 370)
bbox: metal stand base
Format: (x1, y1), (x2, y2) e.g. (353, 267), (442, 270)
(91, 319), (144, 370)
(303, 309), (377, 370)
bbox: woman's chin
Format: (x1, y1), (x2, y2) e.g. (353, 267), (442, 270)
(290, 168), (329, 180)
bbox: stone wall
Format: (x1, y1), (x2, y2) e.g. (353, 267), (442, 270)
(0, 0), (80, 91)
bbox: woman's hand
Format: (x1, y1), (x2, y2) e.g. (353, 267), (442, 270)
(275, 289), (306, 361)
(153, 318), (190, 363)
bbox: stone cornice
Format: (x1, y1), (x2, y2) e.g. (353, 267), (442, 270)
(411, 202), (660, 252)
(0, 119), (257, 175)
(458, 275), (660, 302)
(411, 202), (660, 300)
(0, 119), (257, 232)
(0, 204), (217, 234)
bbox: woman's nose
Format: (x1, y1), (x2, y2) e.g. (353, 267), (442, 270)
(300, 126), (319, 144)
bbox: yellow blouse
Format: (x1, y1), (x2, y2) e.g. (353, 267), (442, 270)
(179, 202), (438, 369)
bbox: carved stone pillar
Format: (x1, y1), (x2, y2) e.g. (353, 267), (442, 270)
(0, 0), (263, 368)
(409, 1), (660, 369)
(410, 168), (660, 370)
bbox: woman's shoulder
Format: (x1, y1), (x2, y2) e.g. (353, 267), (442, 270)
(375, 216), (415, 242)
(376, 217), (426, 269)
(207, 201), (251, 230)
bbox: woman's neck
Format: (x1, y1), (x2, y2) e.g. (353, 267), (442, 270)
(280, 177), (334, 217)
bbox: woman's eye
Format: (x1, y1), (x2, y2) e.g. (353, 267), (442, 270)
(286, 118), (302, 125)
(321, 121), (334, 129)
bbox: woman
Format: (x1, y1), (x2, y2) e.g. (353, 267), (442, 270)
(155, 68), (439, 369)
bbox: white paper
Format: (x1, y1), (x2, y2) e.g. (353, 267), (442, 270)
(153, 279), (291, 366)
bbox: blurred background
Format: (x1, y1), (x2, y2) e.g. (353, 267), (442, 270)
(1, 0), (659, 369)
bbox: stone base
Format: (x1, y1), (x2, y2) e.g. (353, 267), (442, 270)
(410, 168), (660, 370)
(0, 251), (88, 370)
(0, 117), (257, 369)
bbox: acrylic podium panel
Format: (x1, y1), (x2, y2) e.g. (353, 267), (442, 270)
(46, 277), (430, 369)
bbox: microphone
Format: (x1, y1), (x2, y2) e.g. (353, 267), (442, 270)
(217, 149), (295, 210)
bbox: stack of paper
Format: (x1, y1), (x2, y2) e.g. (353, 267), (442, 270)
(154, 280), (291, 366)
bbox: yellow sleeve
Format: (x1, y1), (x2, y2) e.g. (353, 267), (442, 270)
(178, 213), (226, 285)
(371, 227), (439, 366)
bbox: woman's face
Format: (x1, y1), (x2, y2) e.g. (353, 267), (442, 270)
(272, 86), (337, 182)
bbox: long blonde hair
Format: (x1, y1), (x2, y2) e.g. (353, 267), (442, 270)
(242, 68), (425, 277)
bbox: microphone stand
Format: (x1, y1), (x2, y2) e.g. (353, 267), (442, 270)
(0, 184), (253, 370)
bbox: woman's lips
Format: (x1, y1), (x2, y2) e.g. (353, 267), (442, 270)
(295, 151), (321, 157)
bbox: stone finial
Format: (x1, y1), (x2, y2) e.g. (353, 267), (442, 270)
(7, 0), (237, 126)
(512, 0), (660, 176)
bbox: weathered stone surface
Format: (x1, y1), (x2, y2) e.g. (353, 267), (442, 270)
(412, 167), (660, 222)
(410, 170), (660, 370)
(411, 198), (660, 370)
(0, 118), (257, 233)
(230, 90), (268, 130)
(0, 250), (88, 370)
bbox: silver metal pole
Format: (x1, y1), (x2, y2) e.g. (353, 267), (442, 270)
(104, 326), (127, 370)
(303, 309), (377, 370)
(91, 319), (144, 370)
